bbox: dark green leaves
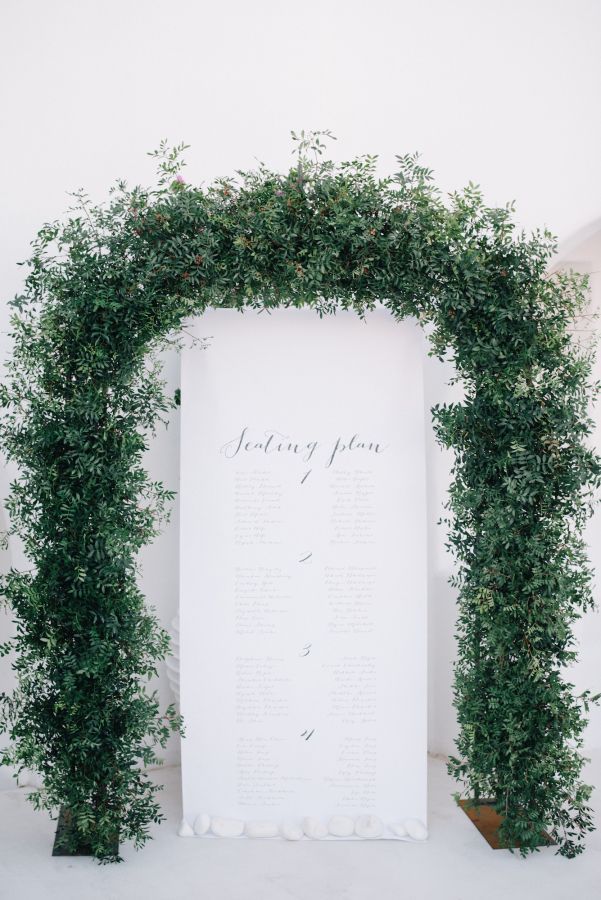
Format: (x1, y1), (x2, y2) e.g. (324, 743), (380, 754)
(1, 138), (597, 861)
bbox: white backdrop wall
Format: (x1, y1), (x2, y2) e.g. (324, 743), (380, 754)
(1, 0), (601, 788)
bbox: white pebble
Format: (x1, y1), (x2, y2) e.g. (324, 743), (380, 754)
(210, 816), (244, 838)
(302, 816), (328, 839)
(354, 814), (384, 839)
(178, 818), (194, 837)
(245, 820), (279, 838)
(281, 822), (304, 841)
(404, 818), (428, 841)
(390, 822), (408, 838)
(193, 813), (211, 836)
(328, 815), (355, 837)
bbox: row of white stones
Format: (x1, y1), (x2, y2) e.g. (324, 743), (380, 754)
(178, 814), (428, 841)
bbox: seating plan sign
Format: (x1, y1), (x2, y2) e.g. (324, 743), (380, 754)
(179, 306), (427, 840)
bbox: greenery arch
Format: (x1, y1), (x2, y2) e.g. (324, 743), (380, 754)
(1, 134), (599, 862)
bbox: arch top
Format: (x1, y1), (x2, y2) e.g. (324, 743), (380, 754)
(40, 140), (572, 386)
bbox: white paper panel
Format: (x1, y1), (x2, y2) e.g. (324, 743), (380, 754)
(180, 306), (427, 838)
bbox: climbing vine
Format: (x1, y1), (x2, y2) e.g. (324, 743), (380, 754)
(0, 133), (599, 861)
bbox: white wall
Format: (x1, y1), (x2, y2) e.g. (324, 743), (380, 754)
(1, 0), (601, 787)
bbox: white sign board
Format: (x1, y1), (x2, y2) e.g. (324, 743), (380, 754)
(180, 306), (427, 839)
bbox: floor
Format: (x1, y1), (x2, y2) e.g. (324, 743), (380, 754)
(1, 755), (600, 900)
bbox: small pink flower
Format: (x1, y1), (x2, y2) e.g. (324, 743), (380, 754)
(275, 190), (284, 197)
(175, 174), (185, 184)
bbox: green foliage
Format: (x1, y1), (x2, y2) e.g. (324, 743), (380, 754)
(1, 135), (599, 861)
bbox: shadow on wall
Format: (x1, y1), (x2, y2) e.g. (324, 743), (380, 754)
(422, 340), (462, 758)
(557, 224), (601, 754)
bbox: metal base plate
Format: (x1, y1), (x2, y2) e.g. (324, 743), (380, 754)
(52, 806), (119, 857)
(459, 799), (554, 849)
